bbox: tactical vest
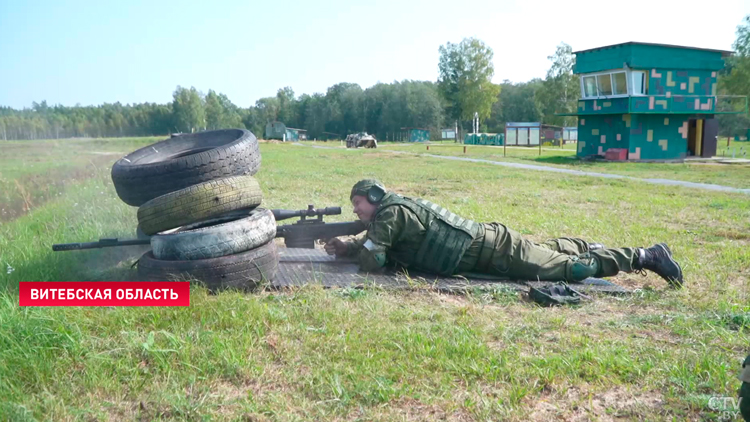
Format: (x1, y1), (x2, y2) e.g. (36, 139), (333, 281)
(375, 194), (480, 275)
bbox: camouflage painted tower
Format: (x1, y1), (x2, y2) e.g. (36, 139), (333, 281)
(560, 42), (747, 160)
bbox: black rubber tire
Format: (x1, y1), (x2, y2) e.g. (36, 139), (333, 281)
(151, 208), (277, 260)
(137, 239), (279, 291)
(111, 129), (261, 206)
(137, 175), (262, 235)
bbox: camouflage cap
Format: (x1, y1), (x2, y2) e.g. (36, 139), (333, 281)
(350, 179), (385, 201)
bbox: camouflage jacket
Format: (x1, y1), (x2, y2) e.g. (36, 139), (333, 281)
(342, 193), (482, 275)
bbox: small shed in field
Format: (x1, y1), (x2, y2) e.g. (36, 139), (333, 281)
(265, 121), (291, 140)
(265, 121), (284, 140)
(504, 122), (563, 146)
(265, 122), (307, 141)
(287, 128), (307, 141)
(400, 127), (430, 142)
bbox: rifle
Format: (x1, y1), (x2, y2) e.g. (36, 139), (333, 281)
(52, 205), (366, 251)
(273, 205), (366, 249)
(52, 237), (150, 251)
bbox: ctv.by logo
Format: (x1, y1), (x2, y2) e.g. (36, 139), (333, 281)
(708, 396), (743, 420)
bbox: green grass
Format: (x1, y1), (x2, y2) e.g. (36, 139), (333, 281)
(716, 138), (750, 158)
(1, 138), (749, 421)
(350, 141), (750, 189)
(0, 137), (163, 221)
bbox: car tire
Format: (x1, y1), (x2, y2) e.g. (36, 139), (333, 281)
(151, 208), (276, 260)
(137, 239), (279, 291)
(137, 175), (262, 235)
(111, 129), (261, 206)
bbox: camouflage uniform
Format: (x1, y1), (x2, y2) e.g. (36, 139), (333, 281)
(343, 180), (639, 282)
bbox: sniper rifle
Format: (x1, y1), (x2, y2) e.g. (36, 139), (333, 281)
(51, 205), (365, 252)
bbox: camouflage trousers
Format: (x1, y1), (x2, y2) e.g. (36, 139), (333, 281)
(458, 223), (639, 282)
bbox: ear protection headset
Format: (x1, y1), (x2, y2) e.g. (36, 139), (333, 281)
(366, 183), (387, 204)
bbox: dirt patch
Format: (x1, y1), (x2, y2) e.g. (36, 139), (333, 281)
(211, 380), (256, 404)
(96, 399), (138, 422)
(347, 398), (473, 421)
(437, 293), (471, 307)
(630, 329), (686, 346)
(713, 229), (750, 241)
(95, 379), (265, 421)
(610, 273), (666, 290)
(526, 385), (666, 421)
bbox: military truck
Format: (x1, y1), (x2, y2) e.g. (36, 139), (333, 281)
(345, 132), (377, 148)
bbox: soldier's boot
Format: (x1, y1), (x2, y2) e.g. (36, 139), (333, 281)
(588, 243), (605, 251)
(633, 243), (684, 288)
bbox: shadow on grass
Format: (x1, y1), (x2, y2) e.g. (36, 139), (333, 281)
(531, 155), (585, 165)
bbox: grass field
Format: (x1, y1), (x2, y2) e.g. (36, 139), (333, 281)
(1, 137), (749, 421)
(309, 139), (750, 189)
(367, 141), (750, 190)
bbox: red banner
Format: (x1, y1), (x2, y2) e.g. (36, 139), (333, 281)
(19, 282), (190, 306)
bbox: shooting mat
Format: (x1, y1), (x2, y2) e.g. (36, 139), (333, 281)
(274, 248), (630, 295)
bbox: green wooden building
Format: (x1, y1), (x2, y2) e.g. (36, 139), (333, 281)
(558, 42), (747, 160)
(264, 121), (305, 141)
(265, 121), (287, 140)
(400, 127), (430, 142)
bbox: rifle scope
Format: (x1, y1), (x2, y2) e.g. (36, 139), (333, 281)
(272, 205), (342, 221)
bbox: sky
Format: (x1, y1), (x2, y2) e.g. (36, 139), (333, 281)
(1, 0), (749, 109)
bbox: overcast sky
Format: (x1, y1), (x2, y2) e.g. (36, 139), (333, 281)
(1, 0), (749, 109)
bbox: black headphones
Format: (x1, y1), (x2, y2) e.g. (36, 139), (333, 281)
(366, 183), (387, 204)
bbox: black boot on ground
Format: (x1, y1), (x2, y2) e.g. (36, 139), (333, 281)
(633, 243), (684, 288)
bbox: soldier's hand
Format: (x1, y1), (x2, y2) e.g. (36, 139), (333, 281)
(324, 238), (347, 256)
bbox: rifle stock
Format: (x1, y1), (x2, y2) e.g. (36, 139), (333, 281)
(276, 220), (366, 249)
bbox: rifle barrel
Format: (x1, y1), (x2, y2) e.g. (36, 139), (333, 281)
(52, 238), (150, 251)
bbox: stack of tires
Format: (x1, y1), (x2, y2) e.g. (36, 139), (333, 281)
(110, 129), (279, 291)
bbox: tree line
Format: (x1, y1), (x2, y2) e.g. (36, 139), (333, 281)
(717, 15), (750, 136)
(2, 16), (750, 141)
(0, 37), (580, 141)
(0, 77), (569, 141)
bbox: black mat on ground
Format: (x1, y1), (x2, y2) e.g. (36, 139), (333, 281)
(275, 248), (630, 295)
